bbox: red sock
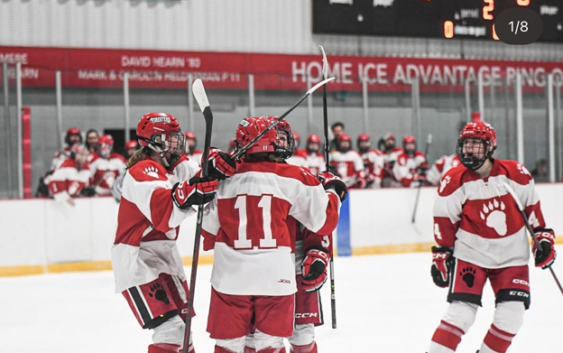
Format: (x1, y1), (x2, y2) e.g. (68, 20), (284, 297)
(431, 320), (465, 351)
(483, 324), (516, 353)
(290, 342), (318, 353)
(256, 348), (286, 353)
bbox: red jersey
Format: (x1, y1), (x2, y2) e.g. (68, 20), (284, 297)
(89, 152), (127, 195)
(45, 157), (91, 202)
(111, 156), (200, 292)
(434, 159), (551, 268)
(202, 160), (341, 296)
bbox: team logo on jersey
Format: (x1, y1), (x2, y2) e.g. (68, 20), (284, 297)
(516, 163), (530, 176)
(480, 199), (507, 236)
(439, 175), (451, 193)
(144, 166), (159, 179)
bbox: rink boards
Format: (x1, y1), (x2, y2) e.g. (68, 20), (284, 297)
(1, 184), (563, 276)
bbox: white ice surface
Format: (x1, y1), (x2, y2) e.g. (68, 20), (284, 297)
(1, 249), (562, 353)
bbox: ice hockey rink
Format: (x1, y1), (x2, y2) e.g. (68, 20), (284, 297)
(2, 249), (561, 353)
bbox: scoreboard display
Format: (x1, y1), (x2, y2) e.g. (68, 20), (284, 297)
(312, 0), (563, 42)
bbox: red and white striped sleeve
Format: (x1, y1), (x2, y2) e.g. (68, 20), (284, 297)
(432, 168), (465, 248)
(505, 161), (547, 230)
(426, 155), (447, 186)
(122, 159), (196, 233)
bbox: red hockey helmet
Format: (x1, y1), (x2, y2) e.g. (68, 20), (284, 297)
(184, 131), (197, 140)
(65, 127), (82, 146)
(235, 117), (277, 156)
(357, 133), (371, 152)
(403, 135), (416, 145)
(307, 134), (321, 144)
(457, 121), (497, 170)
(125, 140), (138, 150)
(98, 134), (114, 158)
(136, 113), (185, 165)
(337, 133), (352, 143)
(293, 131), (301, 148)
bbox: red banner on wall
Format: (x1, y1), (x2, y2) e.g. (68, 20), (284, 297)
(1, 46), (562, 92)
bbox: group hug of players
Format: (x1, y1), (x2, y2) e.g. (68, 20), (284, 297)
(59, 111), (557, 353)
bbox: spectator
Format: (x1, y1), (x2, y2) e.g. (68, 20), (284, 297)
(531, 158), (549, 183)
(124, 140), (139, 160)
(85, 129), (100, 154)
(328, 122), (344, 151)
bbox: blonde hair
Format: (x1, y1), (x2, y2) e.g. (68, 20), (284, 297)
(127, 147), (151, 168)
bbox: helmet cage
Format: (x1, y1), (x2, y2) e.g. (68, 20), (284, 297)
(457, 137), (494, 170)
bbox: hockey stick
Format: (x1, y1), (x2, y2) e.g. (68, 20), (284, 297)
(319, 45), (337, 329)
(232, 77), (335, 160)
(503, 182), (563, 295)
(182, 79), (213, 353)
(411, 133), (433, 224)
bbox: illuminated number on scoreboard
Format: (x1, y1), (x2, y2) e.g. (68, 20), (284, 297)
(492, 24), (499, 40)
(516, 0), (530, 6)
(483, 0), (494, 20)
(444, 21), (454, 39)
(234, 195), (277, 249)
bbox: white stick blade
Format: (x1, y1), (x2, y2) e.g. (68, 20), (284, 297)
(192, 79), (210, 113)
(427, 134), (433, 144)
(307, 77), (335, 95)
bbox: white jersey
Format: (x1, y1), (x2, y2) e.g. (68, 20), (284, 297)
(329, 149), (365, 188)
(434, 159), (549, 268)
(287, 148), (325, 176)
(426, 154), (461, 186)
(202, 160), (341, 296)
(111, 156), (199, 292)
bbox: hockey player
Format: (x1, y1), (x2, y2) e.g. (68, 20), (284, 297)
(124, 139), (139, 159)
(202, 116), (346, 353)
(426, 153), (461, 186)
(185, 131), (203, 165)
(288, 134), (325, 175)
(329, 133), (366, 188)
(111, 112), (236, 353)
(392, 135), (427, 187)
(428, 121), (557, 353)
(357, 133), (383, 188)
(50, 127), (83, 170)
(88, 134), (127, 196)
(45, 144), (93, 206)
(378, 133), (403, 187)
(293, 131), (301, 149)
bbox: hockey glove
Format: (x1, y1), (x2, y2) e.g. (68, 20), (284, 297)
(79, 186), (96, 197)
(317, 171), (348, 201)
(206, 148), (237, 180)
(533, 228), (557, 269)
(431, 246), (454, 288)
(301, 248), (330, 292)
(172, 175), (218, 208)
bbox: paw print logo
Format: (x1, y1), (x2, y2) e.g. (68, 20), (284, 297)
(516, 163), (530, 176)
(480, 199), (507, 236)
(439, 175), (451, 193)
(148, 283), (170, 304)
(460, 267), (476, 288)
(144, 166), (159, 179)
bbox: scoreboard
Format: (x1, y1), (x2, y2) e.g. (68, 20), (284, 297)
(312, 0), (563, 42)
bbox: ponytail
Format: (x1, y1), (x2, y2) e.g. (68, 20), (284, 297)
(127, 147), (151, 168)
